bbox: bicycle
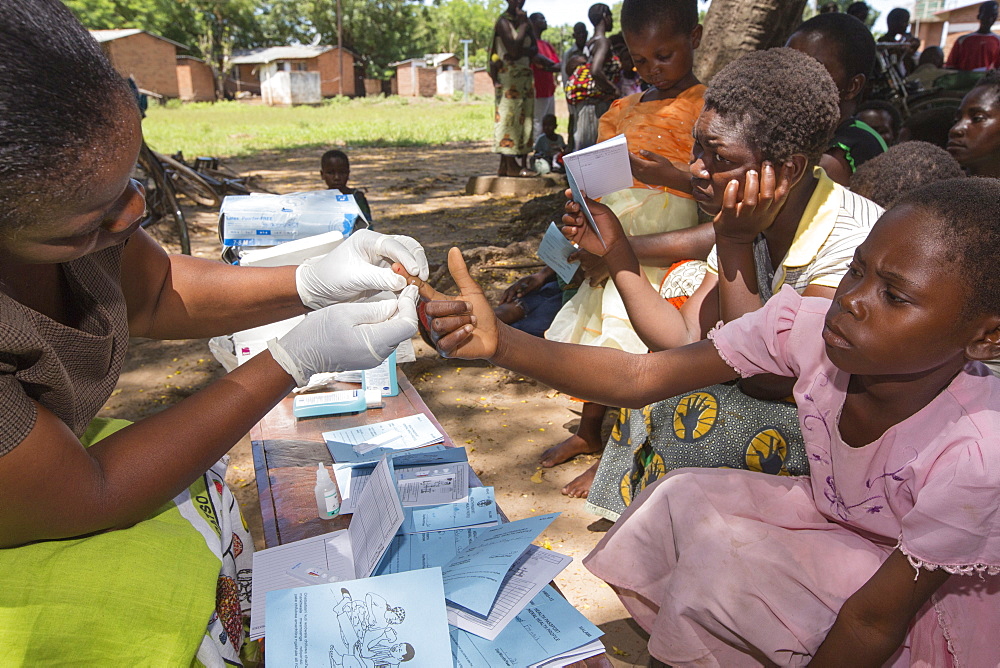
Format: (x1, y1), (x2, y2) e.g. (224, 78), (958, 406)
(135, 140), (191, 255)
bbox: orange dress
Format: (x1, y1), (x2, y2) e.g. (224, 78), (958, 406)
(546, 84), (706, 352)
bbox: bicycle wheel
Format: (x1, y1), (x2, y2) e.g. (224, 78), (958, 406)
(156, 151), (222, 208)
(136, 143), (192, 255)
(904, 90), (966, 119)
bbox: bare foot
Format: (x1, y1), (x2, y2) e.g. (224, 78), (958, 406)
(540, 433), (602, 468)
(562, 461), (599, 498)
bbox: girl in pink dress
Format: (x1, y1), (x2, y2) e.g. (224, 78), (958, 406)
(423, 176), (1000, 666)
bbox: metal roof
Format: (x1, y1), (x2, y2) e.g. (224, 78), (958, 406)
(90, 29), (187, 50)
(390, 52), (457, 67)
(230, 45), (347, 65)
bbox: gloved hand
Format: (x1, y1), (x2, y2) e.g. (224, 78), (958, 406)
(296, 229), (429, 310)
(269, 285), (418, 386)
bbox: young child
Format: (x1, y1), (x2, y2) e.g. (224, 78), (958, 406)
(530, 113), (566, 174)
(850, 140), (965, 208)
(424, 176), (1000, 667)
(786, 13), (887, 184)
(947, 70), (1000, 178)
(321, 149), (373, 225)
(542, 0), (709, 497)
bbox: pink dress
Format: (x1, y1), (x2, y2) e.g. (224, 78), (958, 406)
(584, 286), (1000, 667)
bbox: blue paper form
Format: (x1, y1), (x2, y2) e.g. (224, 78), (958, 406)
(450, 585), (604, 668)
(537, 222), (581, 284)
(397, 486), (498, 535)
(375, 527), (483, 575)
(266, 568), (453, 667)
(442, 512), (558, 616)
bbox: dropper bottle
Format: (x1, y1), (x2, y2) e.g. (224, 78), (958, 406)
(314, 463), (341, 519)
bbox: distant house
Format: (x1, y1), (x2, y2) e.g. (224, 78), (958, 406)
(392, 53), (461, 97)
(91, 29), (186, 99)
(229, 45), (357, 102)
(176, 56), (216, 102)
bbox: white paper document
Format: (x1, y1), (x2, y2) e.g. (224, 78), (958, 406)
(447, 545), (572, 640)
(348, 456), (405, 578)
(324, 413), (444, 463)
(396, 461), (470, 506)
(537, 222), (581, 284)
(249, 529), (353, 640)
(562, 134), (633, 249)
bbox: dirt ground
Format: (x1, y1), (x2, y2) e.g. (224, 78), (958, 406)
(100, 141), (652, 665)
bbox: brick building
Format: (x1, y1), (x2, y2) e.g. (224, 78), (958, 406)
(176, 56), (216, 102)
(230, 45), (357, 98)
(393, 53), (461, 97)
(91, 29), (185, 99)
(914, 0), (995, 57)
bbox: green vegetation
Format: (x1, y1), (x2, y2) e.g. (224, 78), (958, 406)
(142, 96), (495, 158)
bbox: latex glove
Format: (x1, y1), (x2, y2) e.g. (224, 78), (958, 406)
(269, 285), (418, 386)
(295, 229), (429, 309)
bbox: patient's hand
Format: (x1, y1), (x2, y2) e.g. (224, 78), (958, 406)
(422, 248), (499, 360)
(561, 189), (627, 256)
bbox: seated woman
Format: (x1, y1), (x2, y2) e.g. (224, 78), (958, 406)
(578, 47), (884, 521)
(0, 3), (425, 664)
(947, 70), (1000, 179)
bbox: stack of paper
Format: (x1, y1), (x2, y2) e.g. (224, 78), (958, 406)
(255, 447), (606, 664)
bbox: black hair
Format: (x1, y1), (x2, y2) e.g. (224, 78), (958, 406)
(857, 99), (903, 136)
(0, 0), (136, 232)
(321, 149), (350, 168)
(703, 48), (841, 163)
(792, 13), (877, 79)
(900, 107), (954, 148)
(574, 21), (588, 32)
(529, 12), (544, 22)
(621, 0), (698, 36)
(971, 69), (1000, 96)
(850, 141), (964, 208)
(980, 1), (999, 18)
(896, 177), (1000, 317)
(886, 7), (910, 31)
(400, 643), (416, 661)
(820, 2), (840, 13)
(588, 3), (610, 27)
(918, 45), (944, 67)
(846, 2), (870, 21)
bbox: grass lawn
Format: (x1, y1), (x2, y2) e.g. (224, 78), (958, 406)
(142, 95), (495, 159)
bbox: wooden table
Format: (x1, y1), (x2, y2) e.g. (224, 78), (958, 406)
(249, 370), (614, 668)
(250, 371), (454, 547)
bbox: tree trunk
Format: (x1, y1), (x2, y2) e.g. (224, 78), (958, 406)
(695, 0), (808, 82)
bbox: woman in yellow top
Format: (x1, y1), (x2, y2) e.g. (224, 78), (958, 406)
(542, 0), (715, 496)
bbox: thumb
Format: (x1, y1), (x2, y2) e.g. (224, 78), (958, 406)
(447, 247), (484, 298)
(352, 297), (400, 325)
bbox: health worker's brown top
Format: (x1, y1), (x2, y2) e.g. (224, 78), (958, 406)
(0, 243), (129, 456)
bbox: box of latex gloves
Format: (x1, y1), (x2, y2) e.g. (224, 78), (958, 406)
(219, 190), (369, 247)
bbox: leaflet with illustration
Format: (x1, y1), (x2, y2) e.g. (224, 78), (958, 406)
(442, 512), (559, 616)
(537, 221), (581, 284)
(397, 485), (498, 535)
(450, 585), (604, 668)
(266, 568), (453, 667)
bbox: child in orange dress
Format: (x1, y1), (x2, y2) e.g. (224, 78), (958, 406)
(542, 0), (713, 497)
